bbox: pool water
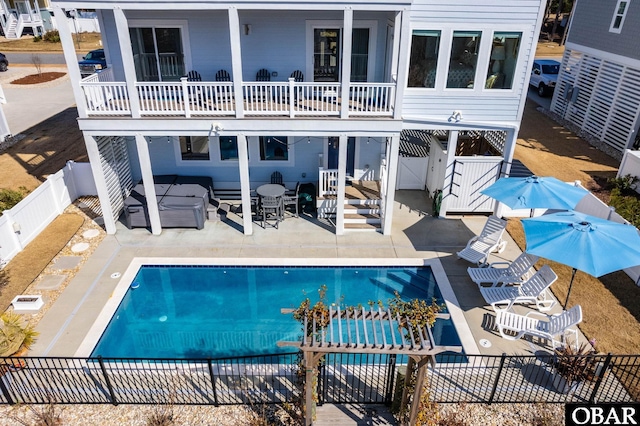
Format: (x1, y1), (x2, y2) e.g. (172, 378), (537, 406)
(90, 266), (463, 358)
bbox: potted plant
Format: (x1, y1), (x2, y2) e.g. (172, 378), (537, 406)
(0, 312), (39, 369)
(552, 341), (599, 394)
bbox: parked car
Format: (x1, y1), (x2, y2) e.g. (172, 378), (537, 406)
(0, 52), (8, 72)
(529, 59), (560, 97)
(78, 49), (106, 77)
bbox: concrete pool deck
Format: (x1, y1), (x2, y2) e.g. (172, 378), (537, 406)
(30, 189), (585, 358)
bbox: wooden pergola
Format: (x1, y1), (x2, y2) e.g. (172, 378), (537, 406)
(279, 306), (463, 425)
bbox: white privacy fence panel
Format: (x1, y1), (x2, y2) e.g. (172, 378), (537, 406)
(444, 157), (502, 213)
(553, 49), (640, 154)
(0, 161), (96, 264)
(618, 150), (640, 195)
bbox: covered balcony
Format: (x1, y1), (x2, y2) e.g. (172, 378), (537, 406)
(80, 68), (395, 118)
(56, 4), (411, 120)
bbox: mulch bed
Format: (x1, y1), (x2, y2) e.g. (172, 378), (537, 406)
(11, 72), (66, 85)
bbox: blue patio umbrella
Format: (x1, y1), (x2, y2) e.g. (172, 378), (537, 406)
(522, 211), (640, 306)
(481, 176), (588, 210)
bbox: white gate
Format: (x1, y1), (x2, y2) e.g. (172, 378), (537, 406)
(396, 156), (428, 190)
(444, 157), (502, 213)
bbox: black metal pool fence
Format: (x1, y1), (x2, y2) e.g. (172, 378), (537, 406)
(0, 352), (638, 406)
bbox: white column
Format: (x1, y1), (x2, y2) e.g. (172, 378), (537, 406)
(501, 128), (519, 177)
(135, 134), (161, 235)
(495, 127), (519, 218)
(382, 134), (400, 235)
(83, 135), (117, 234)
(237, 134), (253, 235)
(336, 135), (348, 235)
(53, 5), (87, 118)
(340, 8), (353, 119)
(393, 8), (411, 120)
(438, 131), (459, 218)
(390, 12), (401, 83)
(228, 7), (245, 118)
(113, 7), (141, 118)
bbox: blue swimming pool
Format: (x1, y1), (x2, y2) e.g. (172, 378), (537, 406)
(90, 265), (463, 358)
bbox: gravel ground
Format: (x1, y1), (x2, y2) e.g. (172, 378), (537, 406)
(0, 402), (564, 425)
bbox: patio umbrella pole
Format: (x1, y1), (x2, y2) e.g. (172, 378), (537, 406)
(565, 268), (578, 307)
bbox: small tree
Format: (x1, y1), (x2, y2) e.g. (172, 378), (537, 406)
(31, 54), (43, 77)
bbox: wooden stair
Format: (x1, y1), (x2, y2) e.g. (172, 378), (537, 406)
(319, 180), (382, 232)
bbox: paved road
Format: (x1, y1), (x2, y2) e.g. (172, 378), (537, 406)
(1, 52), (82, 66)
(0, 66), (76, 136)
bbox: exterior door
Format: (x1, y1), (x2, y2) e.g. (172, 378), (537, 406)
(397, 157), (428, 190)
(130, 27), (185, 81)
(328, 137), (355, 177)
(313, 28), (370, 82)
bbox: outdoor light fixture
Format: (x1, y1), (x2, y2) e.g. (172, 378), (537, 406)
(243, 24), (251, 35)
(449, 111), (463, 122)
(212, 123), (224, 132)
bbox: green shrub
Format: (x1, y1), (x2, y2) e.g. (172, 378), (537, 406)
(607, 174), (639, 195)
(42, 30), (60, 43)
(32, 35), (42, 42)
(0, 187), (28, 213)
(610, 188), (640, 228)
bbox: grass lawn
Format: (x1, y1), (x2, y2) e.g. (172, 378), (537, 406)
(0, 32), (102, 52)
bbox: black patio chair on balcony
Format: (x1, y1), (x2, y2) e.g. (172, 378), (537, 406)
(290, 70), (304, 82)
(186, 70), (202, 81)
(256, 69), (271, 81)
(215, 69), (231, 81)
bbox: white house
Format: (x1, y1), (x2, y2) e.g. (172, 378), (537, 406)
(1, 0), (45, 37)
(50, 0), (546, 236)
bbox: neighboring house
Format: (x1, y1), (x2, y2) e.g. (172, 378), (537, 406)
(50, 0), (546, 236)
(0, 0), (45, 38)
(551, 0), (640, 158)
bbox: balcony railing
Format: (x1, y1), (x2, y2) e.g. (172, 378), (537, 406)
(79, 78), (395, 118)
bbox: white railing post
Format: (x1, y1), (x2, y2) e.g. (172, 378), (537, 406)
(181, 77), (190, 118)
(289, 78), (296, 118)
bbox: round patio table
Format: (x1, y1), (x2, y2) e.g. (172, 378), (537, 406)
(256, 184), (286, 198)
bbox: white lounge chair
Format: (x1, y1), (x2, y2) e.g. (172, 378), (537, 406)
(480, 265), (557, 312)
(457, 215), (508, 266)
(494, 305), (582, 350)
(468, 253), (539, 287)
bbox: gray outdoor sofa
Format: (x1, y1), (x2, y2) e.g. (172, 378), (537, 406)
(123, 175), (221, 230)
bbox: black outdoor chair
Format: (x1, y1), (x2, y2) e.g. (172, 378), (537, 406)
(256, 69), (271, 81)
(215, 69), (231, 81)
(290, 70), (304, 82)
(185, 70), (202, 81)
(270, 171), (283, 185)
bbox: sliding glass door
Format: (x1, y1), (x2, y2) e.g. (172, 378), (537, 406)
(313, 27), (370, 82)
(130, 27), (185, 81)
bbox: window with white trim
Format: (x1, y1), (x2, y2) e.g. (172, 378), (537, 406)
(259, 136), (289, 161)
(408, 30), (441, 88)
(610, 0), (630, 33)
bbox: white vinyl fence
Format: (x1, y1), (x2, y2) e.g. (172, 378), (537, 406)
(618, 150), (640, 195)
(0, 161), (96, 264)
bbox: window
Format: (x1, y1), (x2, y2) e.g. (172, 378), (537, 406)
(130, 27), (185, 81)
(447, 31), (482, 89)
(179, 136), (209, 161)
(219, 136), (238, 161)
(259, 136), (288, 161)
(408, 30), (441, 88)
(485, 32), (522, 90)
(610, 0), (629, 32)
